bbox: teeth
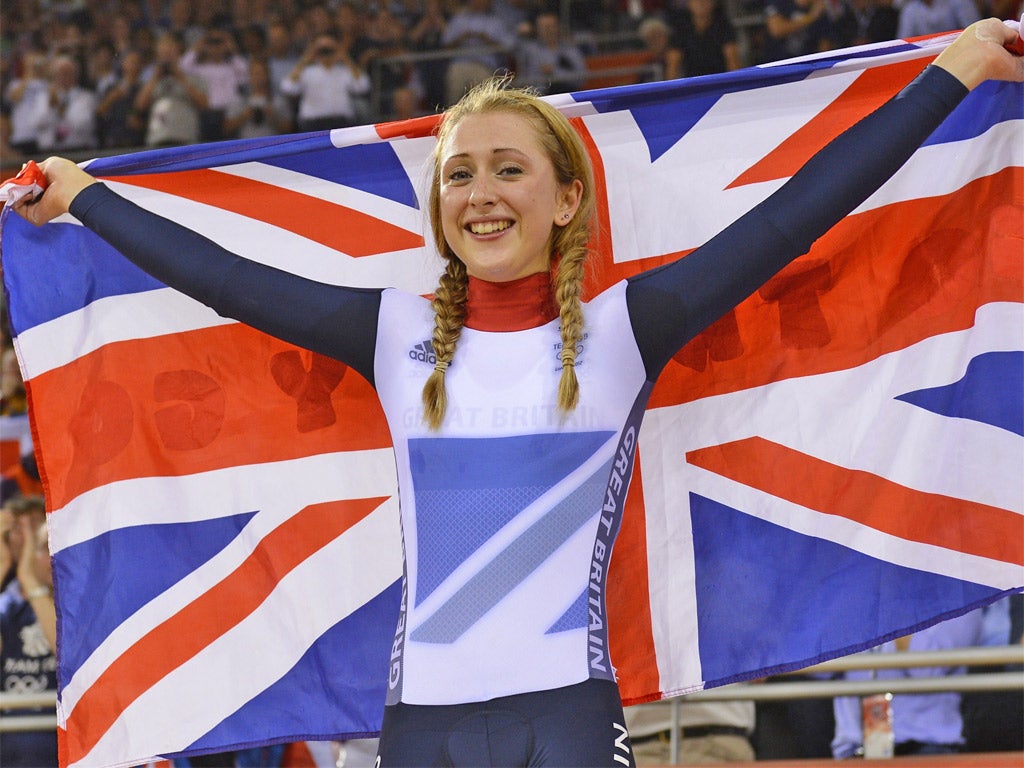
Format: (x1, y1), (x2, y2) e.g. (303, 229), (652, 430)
(469, 220), (511, 234)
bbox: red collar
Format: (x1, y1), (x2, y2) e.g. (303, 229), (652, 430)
(464, 272), (558, 331)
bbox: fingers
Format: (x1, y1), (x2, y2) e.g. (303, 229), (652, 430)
(934, 17), (1024, 89)
(18, 515), (37, 557)
(12, 156), (96, 226)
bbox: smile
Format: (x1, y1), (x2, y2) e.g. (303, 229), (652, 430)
(468, 220), (513, 235)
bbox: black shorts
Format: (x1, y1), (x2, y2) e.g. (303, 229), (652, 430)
(376, 678), (636, 767)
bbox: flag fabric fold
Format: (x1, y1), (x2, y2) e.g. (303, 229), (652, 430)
(1, 31), (1021, 768)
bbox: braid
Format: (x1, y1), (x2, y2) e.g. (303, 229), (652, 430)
(553, 225), (589, 414)
(422, 257), (468, 429)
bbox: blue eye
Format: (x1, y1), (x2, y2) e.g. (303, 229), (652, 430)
(499, 166), (523, 176)
(447, 169), (471, 182)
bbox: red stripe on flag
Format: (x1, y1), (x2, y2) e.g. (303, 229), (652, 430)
(62, 496), (388, 767)
(729, 57), (930, 188)
(29, 324), (392, 509)
(687, 437), (1024, 566)
(650, 167), (1024, 408)
(104, 169), (424, 257)
(375, 114), (442, 140)
(608, 449), (661, 704)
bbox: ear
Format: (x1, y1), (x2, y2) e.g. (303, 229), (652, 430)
(554, 178), (584, 227)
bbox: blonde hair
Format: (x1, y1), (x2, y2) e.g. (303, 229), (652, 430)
(422, 76), (597, 430)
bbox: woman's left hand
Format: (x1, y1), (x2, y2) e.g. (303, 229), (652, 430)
(933, 16), (1024, 90)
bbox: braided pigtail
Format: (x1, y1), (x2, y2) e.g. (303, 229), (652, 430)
(422, 256), (468, 430)
(553, 225), (589, 413)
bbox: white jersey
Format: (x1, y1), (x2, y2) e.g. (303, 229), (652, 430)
(376, 282), (648, 705)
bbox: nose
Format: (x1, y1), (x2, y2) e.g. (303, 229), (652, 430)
(468, 178), (496, 207)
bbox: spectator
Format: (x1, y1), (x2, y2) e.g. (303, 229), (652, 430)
(493, 0), (538, 30)
(87, 40), (120, 102)
(0, 113), (25, 170)
(180, 28), (249, 141)
(960, 595), (1024, 753)
(897, 0), (981, 38)
(0, 498), (57, 768)
(514, 10), (588, 94)
(761, 0), (827, 61)
(820, 0), (900, 49)
(37, 55), (98, 152)
(669, 0), (742, 76)
(832, 612), (984, 759)
(4, 50), (49, 156)
(0, 452), (43, 509)
(441, 0), (516, 105)
(96, 49), (151, 148)
(335, 1), (375, 74)
(638, 16), (683, 81)
(389, 84), (430, 120)
(407, 0), (451, 110)
(360, 5), (415, 119)
(109, 14), (136, 57)
(131, 24), (158, 66)
(136, 31), (209, 147)
(266, 19), (300, 99)
(225, 59), (293, 139)
(238, 23), (269, 62)
(281, 34), (371, 131)
(753, 676), (836, 759)
(163, 0), (206, 48)
(627, 699), (756, 764)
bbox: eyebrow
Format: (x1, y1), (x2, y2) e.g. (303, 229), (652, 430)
(443, 147), (530, 163)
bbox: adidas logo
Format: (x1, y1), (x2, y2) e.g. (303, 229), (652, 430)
(408, 341), (437, 365)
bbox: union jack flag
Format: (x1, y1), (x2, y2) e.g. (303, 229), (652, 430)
(1, 31), (1021, 768)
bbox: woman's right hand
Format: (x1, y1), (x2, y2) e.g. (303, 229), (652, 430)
(13, 157), (97, 227)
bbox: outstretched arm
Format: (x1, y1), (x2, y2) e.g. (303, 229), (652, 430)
(627, 18), (1024, 377)
(14, 159), (382, 383)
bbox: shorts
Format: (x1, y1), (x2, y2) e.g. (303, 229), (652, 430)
(376, 678), (636, 767)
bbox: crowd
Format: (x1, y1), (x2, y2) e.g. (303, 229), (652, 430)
(3, 0), (1020, 164)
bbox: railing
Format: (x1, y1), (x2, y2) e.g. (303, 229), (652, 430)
(627, 644), (1024, 763)
(3, 645), (1021, 748)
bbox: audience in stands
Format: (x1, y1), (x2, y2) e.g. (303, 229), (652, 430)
(897, 0), (981, 38)
(4, 0), (1016, 160)
(515, 9), (589, 93)
(136, 30), (208, 146)
(831, 612), (984, 759)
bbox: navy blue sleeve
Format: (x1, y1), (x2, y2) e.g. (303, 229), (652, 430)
(625, 64), (968, 378)
(69, 184), (383, 385)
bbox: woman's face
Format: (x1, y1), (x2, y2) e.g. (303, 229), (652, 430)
(438, 111), (580, 283)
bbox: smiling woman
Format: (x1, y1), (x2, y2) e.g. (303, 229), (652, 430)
(13, 18), (1024, 767)
(422, 80), (594, 431)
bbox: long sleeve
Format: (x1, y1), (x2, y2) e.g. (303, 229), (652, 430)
(69, 184), (383, 384)
(625, 64), (968, 378)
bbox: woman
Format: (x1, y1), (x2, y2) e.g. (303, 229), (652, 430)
(15, 18), (1024, 767)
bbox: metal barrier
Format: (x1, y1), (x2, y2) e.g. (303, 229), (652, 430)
(3, 645), (1021, 744)
(626, 644), (1024, 763)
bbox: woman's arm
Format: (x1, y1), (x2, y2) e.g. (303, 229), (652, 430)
(626, 18), (1023, 377)
(16, 160), (382, 384)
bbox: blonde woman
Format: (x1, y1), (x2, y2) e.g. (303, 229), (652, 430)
(17, 19), (1024, 766)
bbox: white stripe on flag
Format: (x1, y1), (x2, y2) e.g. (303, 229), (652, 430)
(15, 287), (233, 378)
(56, 449), (399, 717)
(67, 503), (402, 768)
(857, 119), (1024, 213)
(211, 161), (423, 230)
(102, 179), (440, 292)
